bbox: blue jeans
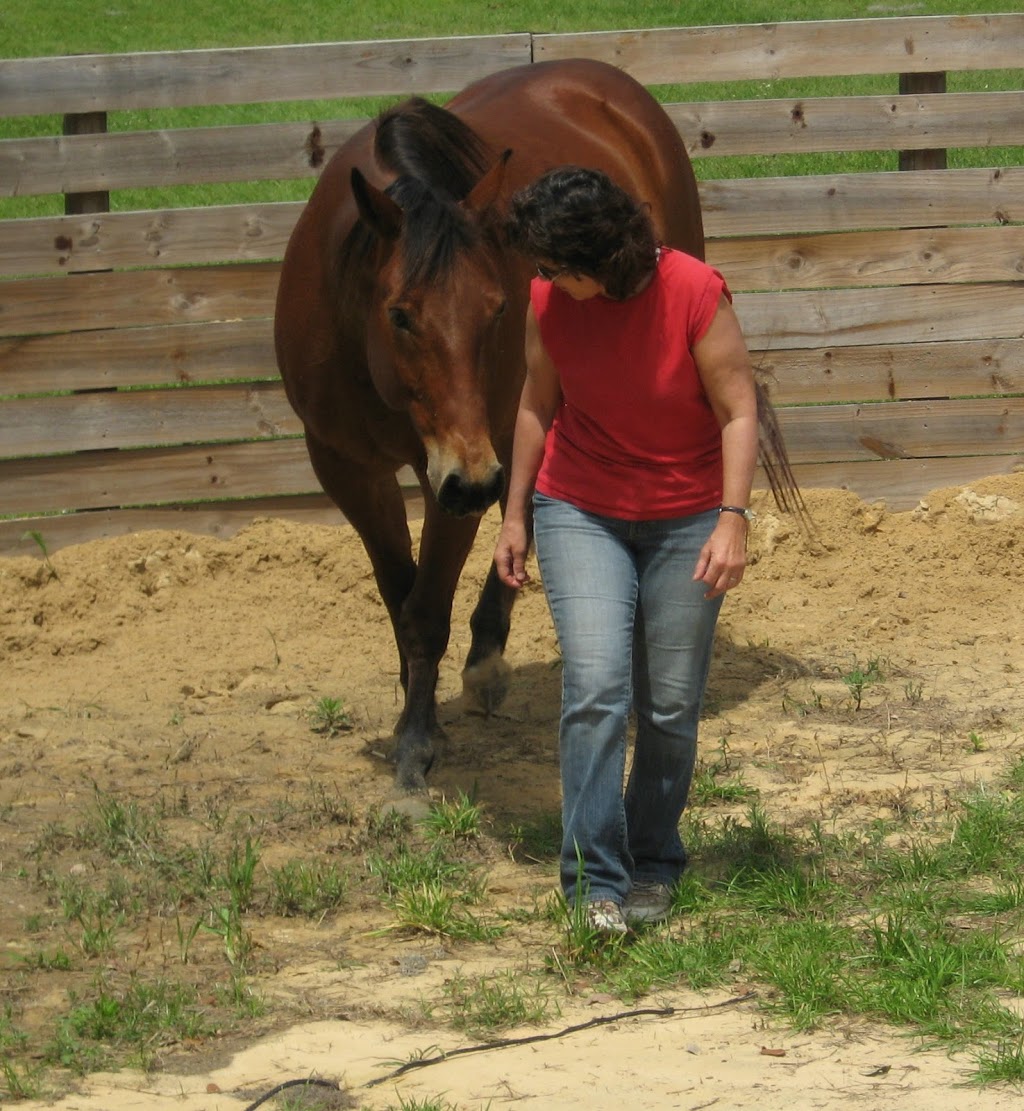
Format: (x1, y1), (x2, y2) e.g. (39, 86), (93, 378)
(533, 492), (723, 907)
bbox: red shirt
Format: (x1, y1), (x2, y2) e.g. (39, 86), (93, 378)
(531, 247), (728, 520)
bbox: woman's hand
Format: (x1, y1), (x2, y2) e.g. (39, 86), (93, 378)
(494, 517), (531, 589)
(692, 511), (748, 598)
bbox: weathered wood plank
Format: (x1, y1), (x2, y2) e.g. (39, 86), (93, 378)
(0, 438), (318, 517)
(700, 168), (1024, 237)
(735, 283), (1024, 351)
(4, 393), (1020, 515)
(534, 15), (1024, 84)
(1, 319), (276, 394)
(0, 490), (436, 557)
(4, 453), (1022, 558)
(4, 275), (1020, 373)
(0, 263), (280, 338)
(667, 91), (1024, 160)
(6, 88), (1021, 200)
(774, 454), (1024, 510)
(0, 204), (304, 278)
(0, 119), (365, 199)
(0, 35), (533, 117)
(5, 19), (1018, 121)
(2, 382), (301, 459)
(776, 397), (1024, 464)
(0, 495), (347, 557)
(5, 170), (1021, 280)
(710, 226), (1024, 292)
(755, 338), (1024, 405)
(4, 321), (1021, 407)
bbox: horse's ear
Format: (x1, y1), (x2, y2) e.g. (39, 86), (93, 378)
(351, 167), (403, 240)
(463, 149), (512, 214)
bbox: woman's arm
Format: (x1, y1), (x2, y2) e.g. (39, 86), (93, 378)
(494, 305), (562, 589)
(691, 294), (760, 598)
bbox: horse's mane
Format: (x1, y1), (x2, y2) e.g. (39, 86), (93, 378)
(372, 98), (493, 287)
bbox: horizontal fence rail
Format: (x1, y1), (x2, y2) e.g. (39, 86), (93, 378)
(5, 90), (1023, 199)
(1, 14), (1022, 554)
(3, 168), (1023, 280)
(0, 35), (535, 116)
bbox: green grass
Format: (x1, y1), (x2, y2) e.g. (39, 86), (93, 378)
(432, 968), (557, 1036)
(368, 829), (504, 941)
(690, 737), (758, 805)
(306, 696), (353, 738)
(496, 752), (1024, 1082)
(47, 975), (214, 1074)
(270, 859), (349, 917)
(507, 810), (561, 863)
(631, 765), (1024, 1060)
(1, 1), (1014, 58)
(421, 789), (485, 841)
(3, 755), (1024, 1097)
(839, 654), (886, 710)
(381, 1097), (464, 1111)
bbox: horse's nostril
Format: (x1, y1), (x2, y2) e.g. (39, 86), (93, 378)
(438, 468), (504, 517)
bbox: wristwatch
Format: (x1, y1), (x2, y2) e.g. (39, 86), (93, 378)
(719, 505), (756, 523)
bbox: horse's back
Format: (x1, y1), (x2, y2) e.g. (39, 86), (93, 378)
(449, 59), (704, 257)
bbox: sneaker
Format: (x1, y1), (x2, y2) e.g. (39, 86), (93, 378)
(585, 899), (629, 936)
(624, 881), (673, 925)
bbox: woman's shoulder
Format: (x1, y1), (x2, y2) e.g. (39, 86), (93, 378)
(659, 246), (717, 278)
(658, 247), (726, 296)
(656, 248), (731, 336)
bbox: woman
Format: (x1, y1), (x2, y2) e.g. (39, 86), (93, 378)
(494, 167), (759, 935)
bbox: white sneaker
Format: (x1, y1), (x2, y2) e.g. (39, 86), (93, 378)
(624, 881), (672, 925)
(586, 899), (629, 936)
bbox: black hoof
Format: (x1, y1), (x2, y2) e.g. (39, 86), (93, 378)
(395, 744), (434, 794)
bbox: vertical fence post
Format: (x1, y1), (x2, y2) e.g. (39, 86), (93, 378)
(898, 71), (948, 171)
(62, 111), (111, 215)
(61, 110), (116, 487)
(897, 73), (948, 406)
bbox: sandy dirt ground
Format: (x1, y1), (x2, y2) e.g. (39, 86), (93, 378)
(2, 472), (1023, 1110)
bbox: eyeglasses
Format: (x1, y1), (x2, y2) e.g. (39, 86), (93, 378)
(535, 261), (571, 282)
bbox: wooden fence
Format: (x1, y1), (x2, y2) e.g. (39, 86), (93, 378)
(1, 14), (1023, 554)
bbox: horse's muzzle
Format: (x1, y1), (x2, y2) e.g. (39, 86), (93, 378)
(437, 466), (505, 517)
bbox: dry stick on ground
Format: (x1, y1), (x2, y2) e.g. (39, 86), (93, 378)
(362, 991), (759, 1088)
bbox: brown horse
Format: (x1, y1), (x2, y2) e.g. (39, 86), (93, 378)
(275, 58), (799, 791)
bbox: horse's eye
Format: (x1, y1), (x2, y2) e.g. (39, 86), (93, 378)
(388, 306), (414, 332)
(495, 299), (507, 320)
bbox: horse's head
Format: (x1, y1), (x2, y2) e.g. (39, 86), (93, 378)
(350, 153), (514, 518)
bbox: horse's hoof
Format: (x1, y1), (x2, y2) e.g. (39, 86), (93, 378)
(463, 654), (512, 715)
(386, 793), (432, 821)
(394, 763), (428, 791)
(395, 744), (433, 795)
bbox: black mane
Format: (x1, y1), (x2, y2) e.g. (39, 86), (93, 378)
(374, 98), (492, 286)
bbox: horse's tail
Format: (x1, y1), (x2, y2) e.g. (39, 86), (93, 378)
(755, 379), (814, 532)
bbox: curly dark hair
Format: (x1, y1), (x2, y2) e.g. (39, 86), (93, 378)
(507, 166), (659, 300)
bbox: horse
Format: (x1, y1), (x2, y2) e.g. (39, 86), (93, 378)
(275, 58), (800, 792)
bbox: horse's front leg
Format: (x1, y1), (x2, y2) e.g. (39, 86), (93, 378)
(462, 566), (519, 714)
(302, 434), (423, 762)
(392, 498), (482, 791)
(462, 492), (532, 715)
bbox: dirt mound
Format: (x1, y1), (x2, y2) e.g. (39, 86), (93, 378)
(2, 473), (1023, 1110)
